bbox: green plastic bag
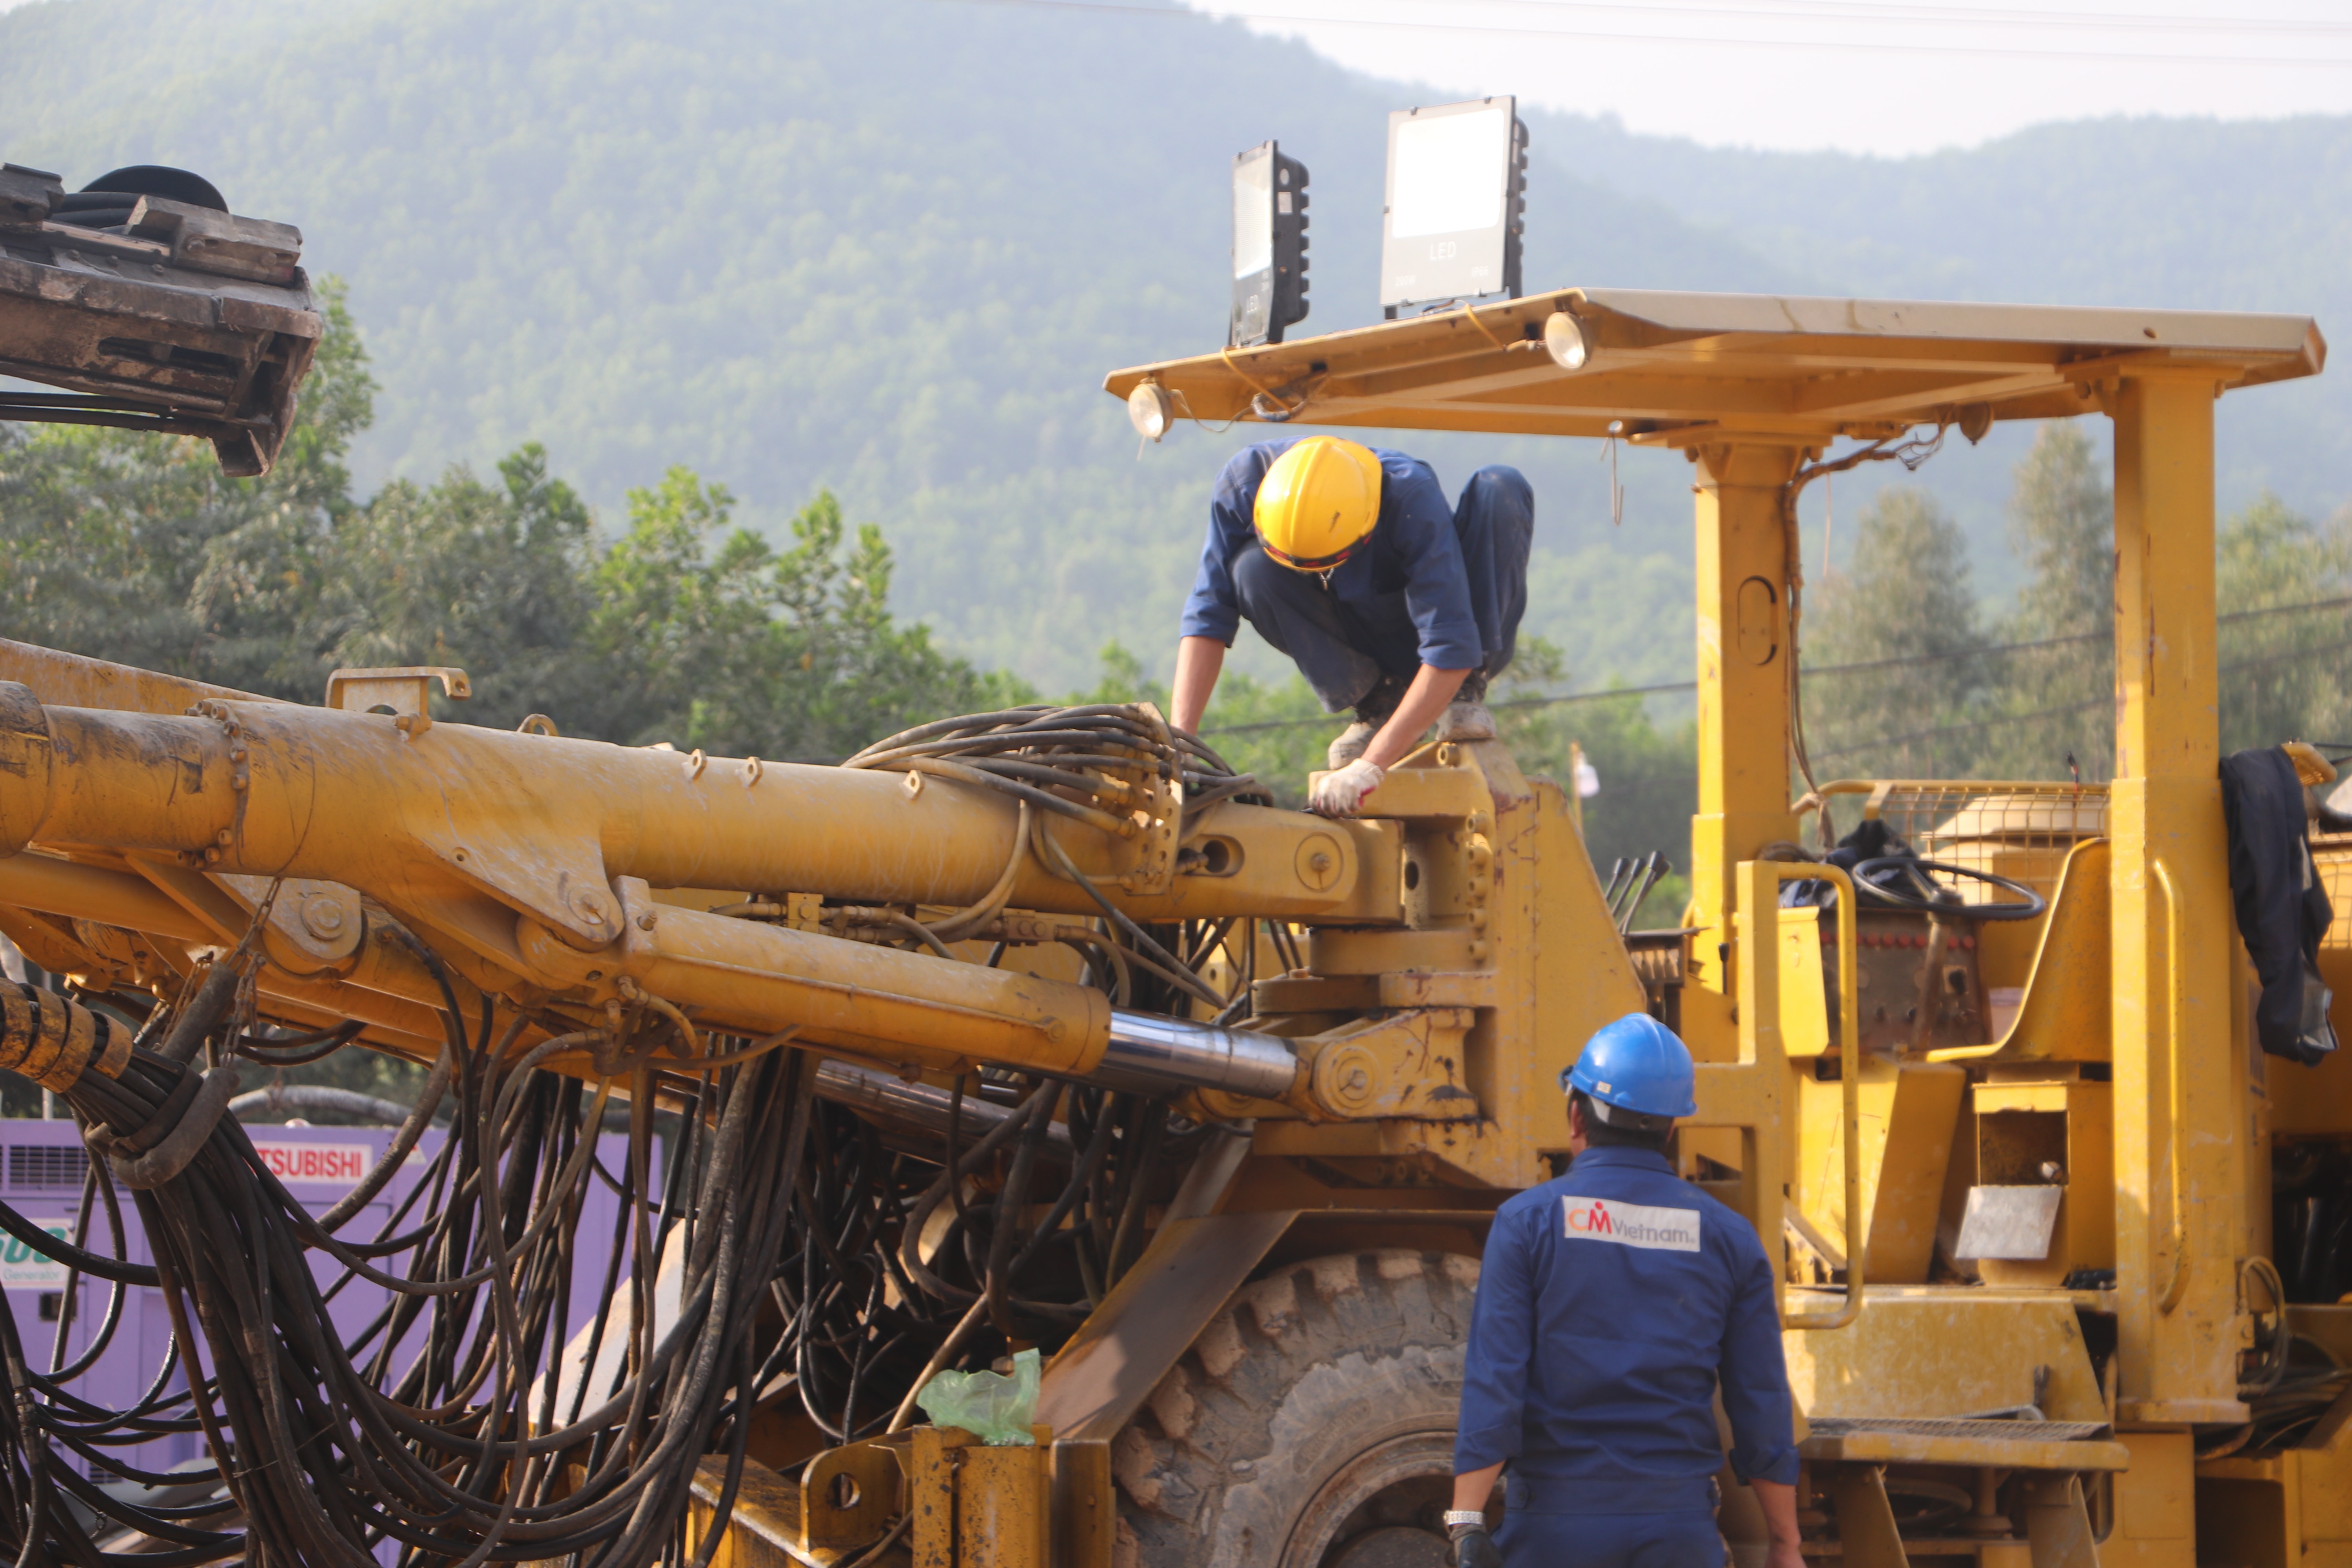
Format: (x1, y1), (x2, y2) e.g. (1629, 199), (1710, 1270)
(914, 1347), (1041, 1445)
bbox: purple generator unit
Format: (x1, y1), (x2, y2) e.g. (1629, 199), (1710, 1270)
(0, 1116), (645, 1482)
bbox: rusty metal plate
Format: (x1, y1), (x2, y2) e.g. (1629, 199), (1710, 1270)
(0, 163), (319, 476)
(1035, 1210), (1297, 1441)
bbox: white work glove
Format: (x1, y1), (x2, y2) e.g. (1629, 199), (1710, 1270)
(1309, 757), (1385, 817)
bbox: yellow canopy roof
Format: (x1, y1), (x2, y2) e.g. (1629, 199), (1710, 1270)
(1103, 288), (2326, 447)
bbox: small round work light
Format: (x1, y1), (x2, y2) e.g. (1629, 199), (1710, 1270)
(1128, 381), (1176, 442)
(1543, 310), (1590, 372)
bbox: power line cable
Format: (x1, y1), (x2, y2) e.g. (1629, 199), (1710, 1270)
(1811, 693), (2108, 760)
(1199, 593), (2352, 737)
(1386, 0), (2352, 41)
(920, 0), (2352, 67)
(1812, 633), (2352, 760)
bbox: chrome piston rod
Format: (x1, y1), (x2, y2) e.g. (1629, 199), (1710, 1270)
(1093, 1011), (1301, 1100)
(812, 1058), (1073, 1155)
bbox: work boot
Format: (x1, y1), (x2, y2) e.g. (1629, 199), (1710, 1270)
(1329, 674), (1409, 769)
(1327, 721), (1378, 769)
(1436, 670), (1497, 743)
(1436, 701), (1497, 742)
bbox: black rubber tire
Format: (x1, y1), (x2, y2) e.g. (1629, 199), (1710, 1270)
(1111, 1249), (1479, 1568)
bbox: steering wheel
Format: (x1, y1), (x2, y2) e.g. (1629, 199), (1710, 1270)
(1850, 856), (2048, 922)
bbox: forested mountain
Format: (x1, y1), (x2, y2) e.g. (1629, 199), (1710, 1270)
(0, 0), (1794, 692)
(6, 0), (2342, 692)
(3, 0), (2347, 837)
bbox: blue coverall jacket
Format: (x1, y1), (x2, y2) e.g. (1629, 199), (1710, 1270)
(1455, 1147), (1800, 1523)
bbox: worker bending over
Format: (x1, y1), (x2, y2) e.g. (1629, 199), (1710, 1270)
(1167, 436), (1533, 817)
(1447, 1015), (1804, 1568)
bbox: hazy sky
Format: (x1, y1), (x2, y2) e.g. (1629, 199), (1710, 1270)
(1196, 0), (2352, 154)
(6, 0), (2347, 155)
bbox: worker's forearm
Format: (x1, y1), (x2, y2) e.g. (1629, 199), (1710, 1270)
(1450, 1462), (1503, 1514)
(1171, 637), (1227, 735)
(1366, 665), (1472, 769)
(1751, 1478), (1801, 1544)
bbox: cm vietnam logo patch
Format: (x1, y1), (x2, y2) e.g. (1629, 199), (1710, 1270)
(1561, 1196), (1702, 1253)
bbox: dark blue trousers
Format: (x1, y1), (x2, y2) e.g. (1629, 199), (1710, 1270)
(1494, 1509), (1726, 1568)
(1229, 465), (1533, 713)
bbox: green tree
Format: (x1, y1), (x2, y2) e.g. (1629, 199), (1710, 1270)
(1493, 638), (1697, 925)
(2213, 495), (2352, 755)
(0, 279), (377, 695)
(314, 444), (605, 728)
(585, 477), (1011, 758)
(1, 281), (1006, 764)
(1801, 487), (1985, 779)
(1978, 423), (2114, 781)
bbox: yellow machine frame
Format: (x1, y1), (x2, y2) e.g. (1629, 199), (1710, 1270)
(1102, 287), (2336, 1564)
(0, 284), (2336, 1565)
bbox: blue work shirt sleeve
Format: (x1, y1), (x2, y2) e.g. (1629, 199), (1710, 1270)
(1717, 1230), (1801, 1486)
(1454, 1203), (1538, 1474)
(1178, 443), (1285, 646)
(1381, 457), (1486, 672)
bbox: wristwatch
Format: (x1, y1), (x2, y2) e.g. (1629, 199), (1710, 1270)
(1442, 1510), (1489, 1530)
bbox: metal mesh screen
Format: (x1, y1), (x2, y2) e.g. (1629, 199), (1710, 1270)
(2313, 844), (2352, 953)
(1816, 779), (2109, 906)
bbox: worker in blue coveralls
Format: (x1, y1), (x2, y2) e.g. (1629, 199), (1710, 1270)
(1445, 1014), (1804, 1568)
(1167, 435), (1532, 819)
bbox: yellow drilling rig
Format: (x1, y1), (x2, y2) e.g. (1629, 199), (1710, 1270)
(1, 152), (2348, 1567)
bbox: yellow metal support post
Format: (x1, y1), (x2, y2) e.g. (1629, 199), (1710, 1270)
(1774, 862), (1863, 1332)
(2107, 368), (2247, 1425)
(1690, 442), (1806, 1004)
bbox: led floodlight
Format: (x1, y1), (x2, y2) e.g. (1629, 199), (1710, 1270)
(1230, 140), (1310, 347)
(1379, 97), (1526, 317)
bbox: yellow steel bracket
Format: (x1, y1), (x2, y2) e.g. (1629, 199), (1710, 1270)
(1765, 860), (1864, 1332)
(323, 665), (472, 738)
(1302, 1006), (1481, 1121)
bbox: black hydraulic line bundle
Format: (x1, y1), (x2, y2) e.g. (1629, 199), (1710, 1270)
(0, 704), (1259, 1568)
(0, 951), (815, 1568)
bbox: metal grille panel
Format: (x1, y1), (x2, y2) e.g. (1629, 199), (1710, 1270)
(6, 1145), (88, 1191)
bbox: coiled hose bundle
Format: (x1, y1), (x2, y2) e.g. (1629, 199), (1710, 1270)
(842, 702), (1269, 1012)
(0, 705), (1263, 1567)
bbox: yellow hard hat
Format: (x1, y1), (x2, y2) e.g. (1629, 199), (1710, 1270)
(1253, 437), (1383, 571)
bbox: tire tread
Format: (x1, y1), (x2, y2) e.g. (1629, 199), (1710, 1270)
(1112, 1249), (1478, 1568)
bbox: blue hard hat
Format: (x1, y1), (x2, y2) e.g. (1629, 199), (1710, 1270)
(1560, 1013), (1697, 1119)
